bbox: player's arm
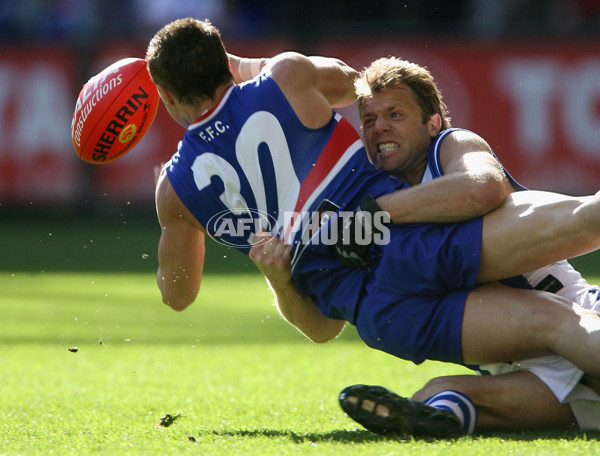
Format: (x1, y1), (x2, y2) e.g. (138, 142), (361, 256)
(228, 53), (268, 84)
(228, 51), (358, 111)
(377, 130), (514, 223)
(155, 165), (206, 311)
(249, 231), (345, 343)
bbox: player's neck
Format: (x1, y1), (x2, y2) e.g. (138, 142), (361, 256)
(392, 162), (427, 187)
(193, 83), (233, 124)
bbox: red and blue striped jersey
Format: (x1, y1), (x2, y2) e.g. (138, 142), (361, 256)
(166, 73), (403, 254)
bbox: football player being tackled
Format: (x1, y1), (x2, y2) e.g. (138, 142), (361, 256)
(148, 18), (600, 438)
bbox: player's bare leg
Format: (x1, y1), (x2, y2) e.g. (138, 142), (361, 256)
(461, 283), (600, 377)
(468, 190), (600, 376)
(413, 371), (577, 431)
(477, 190), (600, 283)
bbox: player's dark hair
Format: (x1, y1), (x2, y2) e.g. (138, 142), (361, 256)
(146, 17), (232, 105)
(355, 57), (451, 130)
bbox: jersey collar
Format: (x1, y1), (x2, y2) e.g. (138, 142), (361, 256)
(188, 85), (235, 130)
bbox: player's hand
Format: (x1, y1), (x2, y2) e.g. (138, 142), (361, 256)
(249, 229), (293, 289)
(332, 195), (389, 268)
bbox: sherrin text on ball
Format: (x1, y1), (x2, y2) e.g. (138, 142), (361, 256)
(71, 57), (159, 164)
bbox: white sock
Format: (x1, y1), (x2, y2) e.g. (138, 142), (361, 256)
(423, 390), (477, 434)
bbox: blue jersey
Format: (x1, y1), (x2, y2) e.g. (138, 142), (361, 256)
(167, 74), (402, 253)
(423, 128), (526, 192)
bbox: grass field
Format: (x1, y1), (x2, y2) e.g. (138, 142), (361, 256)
(2, 214), (600, 455)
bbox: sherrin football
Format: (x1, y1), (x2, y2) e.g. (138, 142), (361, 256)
(71, 58), (159, 164)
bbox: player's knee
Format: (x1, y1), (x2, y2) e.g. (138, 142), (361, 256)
(412, 376), (464, 402)
(540, 295), (592, 350)
(514, 292), (576, 351)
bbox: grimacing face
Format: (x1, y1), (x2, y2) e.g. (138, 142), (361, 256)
(361, 85), (439, 184)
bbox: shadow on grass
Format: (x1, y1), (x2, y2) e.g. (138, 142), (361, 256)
(203, 427), (600, 444)
(207, 428), (402, 443)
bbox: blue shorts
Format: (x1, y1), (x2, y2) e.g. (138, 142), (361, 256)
(355, 288), (471, 365)
(353, 218), (482, 365)
(293, 216), (483, 365)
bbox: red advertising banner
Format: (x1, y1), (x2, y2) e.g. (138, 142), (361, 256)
(1, 38), (599, 207)
(0, 47), (80, 205)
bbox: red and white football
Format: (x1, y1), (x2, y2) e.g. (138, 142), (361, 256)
(71, 58), (159, 164)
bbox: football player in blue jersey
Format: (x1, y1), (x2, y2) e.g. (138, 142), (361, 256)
(147, 18), (600, 437)
(252, 56), (600, 436)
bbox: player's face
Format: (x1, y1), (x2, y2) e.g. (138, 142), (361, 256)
(361, 85), (438, 184)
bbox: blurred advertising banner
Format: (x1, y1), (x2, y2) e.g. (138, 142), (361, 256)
(1, 38), (599, 208)
(0, 45), (176, 207)
(0, 47), (80, 205)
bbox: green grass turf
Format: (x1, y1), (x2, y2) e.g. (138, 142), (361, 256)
(2, 214), (600, 454)
(2, 271), (600, 455)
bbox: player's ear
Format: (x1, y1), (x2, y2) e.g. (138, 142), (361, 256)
(427, 113), (442, 136)
(157, 85), (176, 106)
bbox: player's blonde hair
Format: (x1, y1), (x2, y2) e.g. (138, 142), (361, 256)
(355, 57), (451, 130)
